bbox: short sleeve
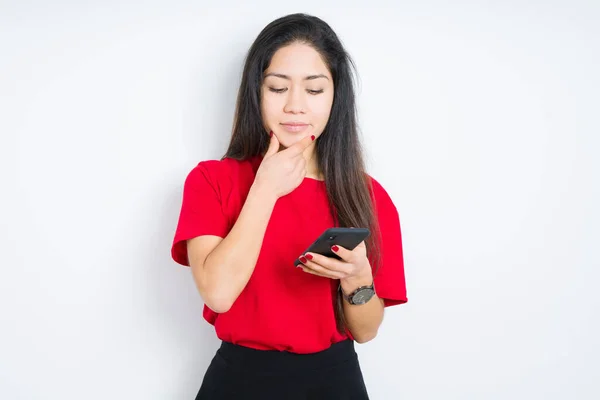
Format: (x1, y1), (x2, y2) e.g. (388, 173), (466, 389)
(370, 178), (408, 307)
(171, 162), (229, 266)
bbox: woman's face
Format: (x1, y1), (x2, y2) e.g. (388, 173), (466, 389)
(261, 42), (334, 149)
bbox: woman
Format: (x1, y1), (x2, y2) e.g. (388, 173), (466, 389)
(171, 13), (407, 400)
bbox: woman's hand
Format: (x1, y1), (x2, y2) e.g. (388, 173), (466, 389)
(253, 132), (315, 199)
(297, 241), (373, 285)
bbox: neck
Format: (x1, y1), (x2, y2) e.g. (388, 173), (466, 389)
(303, 147), (323, 180)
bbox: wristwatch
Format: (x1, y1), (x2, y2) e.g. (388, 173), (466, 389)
(340, 282), (376, 305)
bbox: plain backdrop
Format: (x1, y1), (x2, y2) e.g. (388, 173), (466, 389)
(1, 1), (599, 399)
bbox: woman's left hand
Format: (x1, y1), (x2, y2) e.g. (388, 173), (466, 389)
(297, 241), (373, 282)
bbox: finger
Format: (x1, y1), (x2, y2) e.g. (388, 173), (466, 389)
(284, 134), (314, 157)
(264, 131), (280, 158)
(329, 244), (357, 263)
(303, 253), (351, 276)
(299, 261), (343, 279)
(300, 266), (331, 278)
(297, 256), (340, 277)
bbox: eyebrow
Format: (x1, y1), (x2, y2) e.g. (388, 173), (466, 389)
(264, 73), (329, 81)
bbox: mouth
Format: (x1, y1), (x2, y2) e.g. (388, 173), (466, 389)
(280, 122), (310, 133)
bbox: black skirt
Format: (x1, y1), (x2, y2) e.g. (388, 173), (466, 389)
(196, 339), (370, 400)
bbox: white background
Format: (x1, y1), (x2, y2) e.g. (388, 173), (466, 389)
(1, 1), (599, 399)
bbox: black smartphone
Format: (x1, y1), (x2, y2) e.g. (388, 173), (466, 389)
(294, 227), (370, 266)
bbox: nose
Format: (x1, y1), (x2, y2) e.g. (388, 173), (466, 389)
(283, 87), (307, 114)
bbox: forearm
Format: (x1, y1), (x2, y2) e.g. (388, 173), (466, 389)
(340, 272), (384, 343)
(198, 183), (277, 312)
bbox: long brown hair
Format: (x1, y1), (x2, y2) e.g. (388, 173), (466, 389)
(223, 13), (382, 333)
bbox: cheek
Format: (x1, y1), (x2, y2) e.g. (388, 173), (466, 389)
(261, 93), (282, 121)
(311, 95), (334, 125)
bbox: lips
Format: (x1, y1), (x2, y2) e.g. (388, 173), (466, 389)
(280, 122), (310, 133)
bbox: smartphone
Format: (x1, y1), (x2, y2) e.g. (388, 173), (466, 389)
(294, 227), (370, 266)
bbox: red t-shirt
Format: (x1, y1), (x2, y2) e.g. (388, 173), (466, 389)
(171, 155), (407, 354)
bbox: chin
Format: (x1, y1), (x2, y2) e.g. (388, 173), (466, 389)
(278, 132), (310, 148)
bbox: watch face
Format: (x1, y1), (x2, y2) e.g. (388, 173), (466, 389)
(351, 289), (375, 305)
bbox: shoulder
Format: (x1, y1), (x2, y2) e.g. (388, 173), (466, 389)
(185, 157), (256, 183)
(182, 159), (222, 191)
(367, 175), (397, 207)
(182, 157), (259, 196)
(187, 157), (243, 176)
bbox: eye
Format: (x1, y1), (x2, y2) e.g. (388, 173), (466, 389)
(268, 87), (287, 93)
(307, 89), (324, 95)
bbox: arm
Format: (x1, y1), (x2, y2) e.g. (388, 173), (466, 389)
(340, 270), (384, 343)
(297, 177), (407, 342)
(298, 243), (385, 343)
(186, 133), (315, 313)
(187, 183), (276, 313)
(340, 180), (407, 342)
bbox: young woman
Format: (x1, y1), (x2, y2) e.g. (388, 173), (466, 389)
(171, 13), (408, 400)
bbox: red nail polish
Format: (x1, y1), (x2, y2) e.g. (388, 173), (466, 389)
(331, 245), (339, 252)
(269, 131), (273, 137)
(299, 256), (307, 264)
(311, 135), (315, 141)
(305, 254), (313, 260)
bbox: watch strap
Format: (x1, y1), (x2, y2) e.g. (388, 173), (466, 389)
(340, 281), (375, 304)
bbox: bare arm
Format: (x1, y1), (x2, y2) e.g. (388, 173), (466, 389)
(298, 242), (385, 343)
(340, 272), (384, 343)
(187, 184), (277, 313)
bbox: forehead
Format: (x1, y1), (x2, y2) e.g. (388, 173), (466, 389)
(265, 42), (331, 78)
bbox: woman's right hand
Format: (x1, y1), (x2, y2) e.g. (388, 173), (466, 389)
(253, 132), (315, 199)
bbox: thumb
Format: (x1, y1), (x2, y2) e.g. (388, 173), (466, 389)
(264, 131), (280, 158)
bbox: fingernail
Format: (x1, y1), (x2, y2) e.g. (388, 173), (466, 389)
(269, 131), (273, 137)
(311, 135), (315, 141)
(299, 256), (307, 264)
(331, 245), (339, 252)
(305, 254), (313, 260)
